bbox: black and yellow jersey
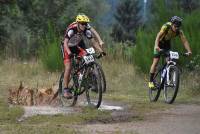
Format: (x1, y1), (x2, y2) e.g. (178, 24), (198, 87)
(154, 22), (185, 57)
(159, 22), (183, 42)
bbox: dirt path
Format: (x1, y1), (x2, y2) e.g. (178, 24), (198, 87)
(78, 104), (200, 134)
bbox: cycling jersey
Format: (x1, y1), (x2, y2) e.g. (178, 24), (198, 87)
(62, 22), (93, 64)
(159, 22), (181, 42)
(154, 22), (184, 58)
(64, 22), (93, 47)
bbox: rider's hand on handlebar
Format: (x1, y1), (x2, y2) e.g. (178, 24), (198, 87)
(101, 51), (106, 56)
(96, 51), (106, 59)
(156, 47), (161, 52)
(184, 52), (192, 56)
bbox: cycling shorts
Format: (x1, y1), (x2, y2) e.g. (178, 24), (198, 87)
(154, 40), (171, 58)
(61, 40), (87, 64)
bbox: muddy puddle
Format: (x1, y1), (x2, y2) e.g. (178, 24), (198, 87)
(8, 82), (125, 122)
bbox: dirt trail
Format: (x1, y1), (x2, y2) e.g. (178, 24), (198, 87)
(10, 83), (200, 134)
(78, 104), (200, 134)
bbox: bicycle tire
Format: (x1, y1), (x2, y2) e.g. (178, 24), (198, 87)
(149, 70), (162, 102)
(85, 62), (102, 108)
(164, 65), (180, 104)
(58, 72), (78, 107)
(94, 62), (106, 93)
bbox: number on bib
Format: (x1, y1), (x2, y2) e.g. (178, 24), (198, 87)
(169, 51), (179, 59)
(86, 47), (95, 54)
(83, 55), (94, 64)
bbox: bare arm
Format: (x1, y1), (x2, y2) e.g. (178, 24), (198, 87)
(90, 27), (104, 48)
(155, 31), (165, 51)
(179, 31), (192, 54)
(90, 38), (103, 53)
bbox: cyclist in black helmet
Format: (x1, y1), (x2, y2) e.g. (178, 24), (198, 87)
(149, 16), (192, 89)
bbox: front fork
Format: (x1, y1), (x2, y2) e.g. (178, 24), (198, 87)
(161, 63), (176, 88)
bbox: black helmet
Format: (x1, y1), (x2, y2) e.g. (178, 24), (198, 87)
(170, 16), (182, 27)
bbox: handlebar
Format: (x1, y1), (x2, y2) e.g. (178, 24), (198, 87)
(181, 52), (191, 57)
(159, 49), (191, 57)
(70, 51), (106, 60)
(96, 52), (106, 59)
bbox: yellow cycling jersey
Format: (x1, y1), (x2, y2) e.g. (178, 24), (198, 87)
(159, 22), (183, 41)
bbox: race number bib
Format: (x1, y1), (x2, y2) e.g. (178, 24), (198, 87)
(85, 47), (95, 54)
(169, 51), (179, 59)
(83, 55), (94, 64)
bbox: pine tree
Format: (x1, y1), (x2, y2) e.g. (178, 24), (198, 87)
(110, 0), (141, 43)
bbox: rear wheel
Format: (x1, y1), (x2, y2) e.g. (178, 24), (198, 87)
(85, 63), (102, 108)
(58, 72), (78, 107)
(164, 65), (180, 104)
(149, 70), (162, 102)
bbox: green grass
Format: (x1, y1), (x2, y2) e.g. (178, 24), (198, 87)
(101, 59), (170, 112)
(0, 99), (23, 124)
(0, 124), (75, 134)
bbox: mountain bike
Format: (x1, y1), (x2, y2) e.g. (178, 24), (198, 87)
(58, 47), (104, 108)
(149, 50), (188, 104)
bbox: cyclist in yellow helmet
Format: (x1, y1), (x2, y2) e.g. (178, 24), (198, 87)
(149, 16), (192, 89)
(61, 13), (105, 98)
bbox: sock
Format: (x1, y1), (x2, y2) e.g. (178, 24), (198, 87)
(150, 73), (155, 82)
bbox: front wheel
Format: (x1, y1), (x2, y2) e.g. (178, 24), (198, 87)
(94, 62), (106, 93)
(164, 65), (180, 104)
(149, 70), (162, 102)
(85, 62), (102, 108)
(58, 72), (78, 107)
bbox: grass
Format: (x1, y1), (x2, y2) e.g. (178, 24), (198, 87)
(174, 70), (200, 104)
(0, 59), (199, 133)
(101, 59), (170, 113)
(0, 99), (23, 124)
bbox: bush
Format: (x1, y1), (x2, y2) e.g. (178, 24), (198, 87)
(39, 22), (63, 72)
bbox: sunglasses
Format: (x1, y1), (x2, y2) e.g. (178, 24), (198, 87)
(174, 22), (181, 28)
(79, 22), (88, 26)
(175, 26), (181, 30)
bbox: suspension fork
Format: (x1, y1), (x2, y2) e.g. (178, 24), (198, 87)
(166, 61), (177, 85)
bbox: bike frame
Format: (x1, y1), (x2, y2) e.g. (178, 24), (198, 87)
(156, 53), (178, 90)
(70, 56), (88, 96)
(69, 51), (99, 96)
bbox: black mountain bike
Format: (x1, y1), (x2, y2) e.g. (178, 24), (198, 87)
(59, 47), (104, 108)
(149, 50), (188, 104)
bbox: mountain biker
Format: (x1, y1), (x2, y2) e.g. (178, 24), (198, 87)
(149, 16), (192, 89)
(61, 13), (105, 99)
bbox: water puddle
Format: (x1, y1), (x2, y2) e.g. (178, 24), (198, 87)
(23, 106), (74, 117)
(99, 104), (123, 110)
(18, 103), (123, 121)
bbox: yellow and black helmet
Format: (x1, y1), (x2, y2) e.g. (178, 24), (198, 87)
(76, 14), (90, 23)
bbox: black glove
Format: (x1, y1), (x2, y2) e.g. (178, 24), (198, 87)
(101, 51), (106, 56)
(185, 52), (192, 56)
(96, 52), (106, 59)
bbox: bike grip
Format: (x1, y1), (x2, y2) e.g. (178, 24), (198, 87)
(101, 52), (106, 56)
